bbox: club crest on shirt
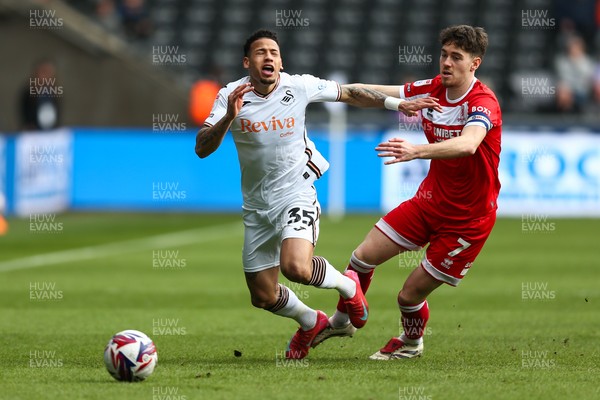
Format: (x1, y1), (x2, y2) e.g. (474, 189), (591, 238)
(457, 103), (468, 124)
(280, 89), (295, 105)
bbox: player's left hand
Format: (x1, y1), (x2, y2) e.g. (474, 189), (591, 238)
(399, 97), (443, 117)
(376, 138), (419, 164)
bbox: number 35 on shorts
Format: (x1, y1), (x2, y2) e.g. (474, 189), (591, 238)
(286, 206), (317, 228)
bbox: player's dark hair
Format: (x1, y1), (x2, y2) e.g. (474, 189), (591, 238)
(243, 29), (279, 56)
(439, 25), (488, 59)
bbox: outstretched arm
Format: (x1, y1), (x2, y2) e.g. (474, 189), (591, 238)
(195, 83), (253, 159)
(376, 125), (487, 164)
(339, 84), (442, 116)
(339, 84), (388, 107)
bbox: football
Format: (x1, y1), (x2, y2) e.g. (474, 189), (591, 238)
(103, 330), (158, 382)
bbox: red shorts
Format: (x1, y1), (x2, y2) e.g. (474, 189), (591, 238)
(376, 198), (496, 286)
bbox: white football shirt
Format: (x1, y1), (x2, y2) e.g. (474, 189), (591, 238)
(205, 72), (341, 210)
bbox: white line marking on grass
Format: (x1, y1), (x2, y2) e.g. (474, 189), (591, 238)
(0, 222), (242, 273)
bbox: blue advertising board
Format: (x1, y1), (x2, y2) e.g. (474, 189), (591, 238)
(3, 128), (599, 217)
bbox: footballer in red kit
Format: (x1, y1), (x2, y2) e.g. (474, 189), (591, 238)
(313, 25), (502, 360)
(381, 73), (501, 286)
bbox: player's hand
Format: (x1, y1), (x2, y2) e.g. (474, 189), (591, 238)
(376, 137), (419, 164)
(398, 96), (442, 117)
(226, 83), (254, 119)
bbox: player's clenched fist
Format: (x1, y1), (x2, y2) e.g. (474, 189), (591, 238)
(226, 82), (254, 118)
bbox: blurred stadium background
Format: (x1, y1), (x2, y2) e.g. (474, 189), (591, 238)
(0, 0), (598, 220)
(1, 2), (599, 398)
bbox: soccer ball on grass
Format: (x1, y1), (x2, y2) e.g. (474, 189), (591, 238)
(104, 329), (158, 382)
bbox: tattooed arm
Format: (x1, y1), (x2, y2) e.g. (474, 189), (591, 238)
(195, 82), (253, 159)
(339, 84), (389, 108)
(339, 84), (442, 116)
(195, 120), (232, 159)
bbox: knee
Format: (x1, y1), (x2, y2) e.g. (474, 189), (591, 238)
(250, 291), (277, 310)
(398, 288), (422, 306)
(353, 246), (382, 268)
(353, 247), (373, 266)
(280, 259), (311, 283)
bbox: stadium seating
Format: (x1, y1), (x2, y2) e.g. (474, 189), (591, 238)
(68, 0), (557, 113)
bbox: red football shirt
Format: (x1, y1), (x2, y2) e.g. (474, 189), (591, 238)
(399, 75), (502, 221)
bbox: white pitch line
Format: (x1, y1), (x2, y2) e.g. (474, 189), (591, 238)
(0, 221), (242, 273)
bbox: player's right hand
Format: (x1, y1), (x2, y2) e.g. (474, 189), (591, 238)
(399, 96), (442, 117)
(226, 82), (254, 118)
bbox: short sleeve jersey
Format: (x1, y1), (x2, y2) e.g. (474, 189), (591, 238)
(205, 72), (341, 210)
(399, 75), (502, 220)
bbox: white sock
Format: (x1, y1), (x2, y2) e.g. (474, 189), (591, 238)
(329, 310), (350, 328)
(400, 333), (423, 345)
(268, 284), (317, 330)
(309, 256), (356, 299)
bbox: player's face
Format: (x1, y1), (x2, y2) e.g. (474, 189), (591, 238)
(439, 43), (480, 89)
(243, 38), (282, 87)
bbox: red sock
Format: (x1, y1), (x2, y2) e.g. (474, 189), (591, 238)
(399, 300), (429, 340)
(336, 254), (376, 312)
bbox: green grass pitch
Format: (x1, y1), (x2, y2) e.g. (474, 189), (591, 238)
(0, 213), (598, 400)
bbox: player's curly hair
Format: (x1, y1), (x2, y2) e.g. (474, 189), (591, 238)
(243, 29), (279, 56)
(439, 25), (488, 59)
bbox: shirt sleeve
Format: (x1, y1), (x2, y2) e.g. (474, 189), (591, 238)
(300, 74), (341, 103)
(399, 76), (438, 100)
(465, 95), (500, 132)
(203, 88), (228, 127)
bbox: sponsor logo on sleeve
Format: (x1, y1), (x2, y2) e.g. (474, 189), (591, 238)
(413, 79), (432, 87)
(471, 105), (491, 116)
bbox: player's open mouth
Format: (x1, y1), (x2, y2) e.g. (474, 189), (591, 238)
(262, 65), (275, 77)
(442, 70), (452, 77)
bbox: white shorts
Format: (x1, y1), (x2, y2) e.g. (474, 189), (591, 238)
(242, 188), (321, 273)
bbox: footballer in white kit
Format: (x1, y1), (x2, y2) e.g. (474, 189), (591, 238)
(204, 72), (339, 273)
(196, 29), (439, 360)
